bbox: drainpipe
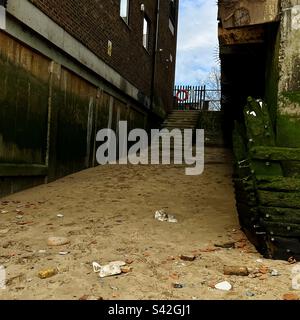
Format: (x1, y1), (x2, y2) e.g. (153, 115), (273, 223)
(150, 0), (160, 111)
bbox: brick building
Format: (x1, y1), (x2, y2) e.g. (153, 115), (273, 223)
(0, 0), (178, 196)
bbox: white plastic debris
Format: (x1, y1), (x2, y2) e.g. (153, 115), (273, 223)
(155, 210), (178, 223)
(270, 269), (280, 277)
(59, 251), (69, 256)
(92, 261), (126, 278)
(99, 264), (122, 278)
(57, 214), (64, 218)
(215, 281), (232, 291)
(93, 262), (102, 273)
(110, 261), (126, 267)
(168, 216), (178, 223)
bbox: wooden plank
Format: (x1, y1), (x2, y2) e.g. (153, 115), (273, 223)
(261, 221), (300, 237)
(236, 202), (259, 220)
(251, 146), (300, 161)
(256, 175), (300, 192)
(258, 190), (300, 209)
(235, 188), (257, 206)
(244, 98), (276, 146)
(259, 206), (300, 224)
(268, 236), (300, 256)
(233, 178), (255, 192)
(244, 98), (282, 176)
(0, 164), (48, 177)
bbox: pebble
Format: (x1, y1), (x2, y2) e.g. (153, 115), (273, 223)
(79, 295), (103, 301)
(283, 293), (299, 301)
(180, 254), (196, 262)
(246, 291), (255, 297)
(47, 237), (70, 246)
(38, 268), (58, 279)
(215, 281), (232, 291)
(173, 283), (184, 289)
(224, 266), (249, 276)
(121, 266), (133, 274)
(270, 269), (280, 276)
(0, 229), (9, 235)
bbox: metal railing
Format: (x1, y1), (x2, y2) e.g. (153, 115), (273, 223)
(174, 85), (221, 111)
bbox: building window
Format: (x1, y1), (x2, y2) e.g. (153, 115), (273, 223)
(143, 16), (150, 51)
(120, 0), (129, 24)
(169, 19), (175, 35)
(169, 0), (176, 35)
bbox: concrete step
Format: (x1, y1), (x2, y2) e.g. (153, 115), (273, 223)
(170, 111), (201, 114)
(166, 117), (200, 121)
(164, 119), (199, 123)
(163, 126), (195, 131)
(163, 124), (198, 129)
(163, 120), (199, 124)
(167, 114), (200, 117)
(165, 117), (199, 120)
(164, 119), (198, 125)
(168, 111), (201, 115)
(161, 110), (200, 132)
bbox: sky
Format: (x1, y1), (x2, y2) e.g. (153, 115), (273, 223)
(175, 0), (219, 86)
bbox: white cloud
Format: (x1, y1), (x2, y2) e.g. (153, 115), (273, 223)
(175, 0), (219, 85)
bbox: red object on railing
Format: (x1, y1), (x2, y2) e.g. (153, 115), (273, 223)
(176, 89), (189, 102)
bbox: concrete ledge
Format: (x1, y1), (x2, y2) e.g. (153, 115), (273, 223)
(0, 164), (48, 177)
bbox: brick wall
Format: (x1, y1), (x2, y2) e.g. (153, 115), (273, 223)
(29, 0), (178, 113)
(154, 0), (178, 113)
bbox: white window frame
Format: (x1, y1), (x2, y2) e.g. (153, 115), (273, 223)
(120, 0), (130, 25)
(169, 19), (175, 35)
(143, 16), (150, 51)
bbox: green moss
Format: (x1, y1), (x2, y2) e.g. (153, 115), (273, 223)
(0, 56), (49, 163)
(264, 24), (280, 126)
(281, 91), (300, 105)
(277, 115), (300, 148)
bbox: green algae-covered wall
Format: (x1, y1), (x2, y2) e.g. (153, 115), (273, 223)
(0, 31), (147, 197)
(275, 1), (300, 177)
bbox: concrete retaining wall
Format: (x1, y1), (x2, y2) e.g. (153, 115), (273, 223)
(0, 30), (150, 197)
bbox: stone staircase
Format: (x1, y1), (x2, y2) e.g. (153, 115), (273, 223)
(162, 110), (201, 130)
(149, 110), (201, 163)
